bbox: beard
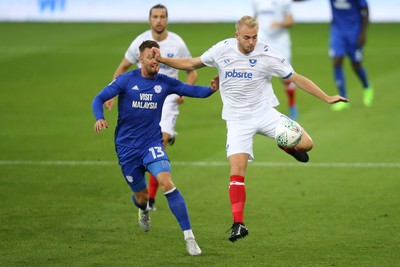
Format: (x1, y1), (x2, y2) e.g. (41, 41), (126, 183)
(154, 26), (165, 35)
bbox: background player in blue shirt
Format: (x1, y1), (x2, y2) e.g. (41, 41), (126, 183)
(295, 0), (373, 110)
(329, 0), (373, 110)
(92, 40), (219, 256)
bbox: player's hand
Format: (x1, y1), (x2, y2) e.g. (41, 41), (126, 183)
(94, 119), (108, 133)
(151, 47), (161, 62)
(104, 98), (115, 110)
(327, 95), (349, 104)
(210, 75), (219, 91)
(176, 96), (185, 105)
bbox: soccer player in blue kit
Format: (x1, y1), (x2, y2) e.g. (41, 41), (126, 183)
(92, 40), (219, 256)
(295, 0), (374, 110)
(329, 0), (373, 110)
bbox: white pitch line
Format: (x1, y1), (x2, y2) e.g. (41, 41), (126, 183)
(0, 160), (399, 168)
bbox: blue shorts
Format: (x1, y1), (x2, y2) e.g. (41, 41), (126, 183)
(116, 144), (171, 192)
(329, 29), (363, 62)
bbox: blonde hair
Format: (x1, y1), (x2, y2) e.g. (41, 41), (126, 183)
(235, 15), (258, 33)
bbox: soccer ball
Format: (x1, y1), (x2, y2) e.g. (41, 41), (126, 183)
(274, 118), (303, 148)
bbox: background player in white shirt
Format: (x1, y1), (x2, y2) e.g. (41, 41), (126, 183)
(152, 16), (348, 242)
(106, 4), (197, 211)
(253, 0), (298, 119)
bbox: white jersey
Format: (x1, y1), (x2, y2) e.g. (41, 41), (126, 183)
(253, 0), (292, 60)
(124, 30), (192, 113)
(200, 38), (294, 121)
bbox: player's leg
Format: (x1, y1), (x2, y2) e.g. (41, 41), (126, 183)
(281, 124), (312, 163)
(147, 160), (201, 256)
(148, 105), (178, 210)
(119, 160), (151, 232)
(227, 153), (249, 242)
(225, 121), (254, 242)
(350, 47), (374, 107)
(133, 188), (152, 232)
(330, 32), (350, 111)
(260, 111), (311, 162)
(282, 79), (298, 119)
(333, 56), (346, 97)
(148, 173), (158, 210)
(281, 47), (298, 119)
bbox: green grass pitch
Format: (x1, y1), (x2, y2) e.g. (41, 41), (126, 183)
(0, 22), (399, 266)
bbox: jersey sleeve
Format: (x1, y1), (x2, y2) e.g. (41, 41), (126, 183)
(200, 44), (219, 68)
(166, 76), (214, 98)
(92, 77), (125, 120)
(176, 35), (193, 59)
(266, 46), (294, 79)
(282, 0), (292, 15)
(124, 38), (141, 64)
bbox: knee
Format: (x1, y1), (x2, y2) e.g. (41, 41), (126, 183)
(298, 132), (313, 152)
(230, 165), (246, 177)
(157, 173), (175, 192)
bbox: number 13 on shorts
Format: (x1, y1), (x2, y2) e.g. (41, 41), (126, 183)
(149, 146), (165, 159)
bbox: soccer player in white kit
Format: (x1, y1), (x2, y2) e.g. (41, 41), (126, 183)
(106, 4), (197, 211)
(253, 0), (298, 119)
(152, 16), (348, 242)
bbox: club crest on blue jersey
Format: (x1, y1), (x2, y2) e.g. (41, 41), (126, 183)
(154, 85), (162, 93)
(249, 59), (257, 67)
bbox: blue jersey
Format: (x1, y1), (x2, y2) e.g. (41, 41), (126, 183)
(92, 68), (214, 152)
(330, 0), (368, 37)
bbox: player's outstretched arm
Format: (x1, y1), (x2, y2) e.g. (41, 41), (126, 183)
(152, 47), (205, 71)
(288, 72), (349, 104)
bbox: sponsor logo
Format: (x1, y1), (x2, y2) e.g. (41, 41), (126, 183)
(132, 93), (158, 109)
(224, 69), (253, 79)
(132, 85), (139, 90)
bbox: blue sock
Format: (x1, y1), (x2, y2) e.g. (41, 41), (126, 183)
(356, 67), (369, 89)
(334, 66), (347, 97)
(165, 188), (191, 231)
(132, 195), (147, 211)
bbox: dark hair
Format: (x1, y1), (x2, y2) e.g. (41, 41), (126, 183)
(139, 40), (160, 53)
(149, 4), (168, 18)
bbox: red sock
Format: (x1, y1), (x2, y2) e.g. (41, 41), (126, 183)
(229, 175), (246, 223)
(148, 174), (159, 199)
(284, 81), (296, 107)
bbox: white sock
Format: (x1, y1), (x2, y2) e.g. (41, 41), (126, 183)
(183, 229), (194, 240)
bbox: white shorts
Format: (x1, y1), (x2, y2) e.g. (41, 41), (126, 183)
(159, 94), (179, 137)
(225, 107), (296, 160)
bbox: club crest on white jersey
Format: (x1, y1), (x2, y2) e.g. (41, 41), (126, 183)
(249, 59), (257, 67)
